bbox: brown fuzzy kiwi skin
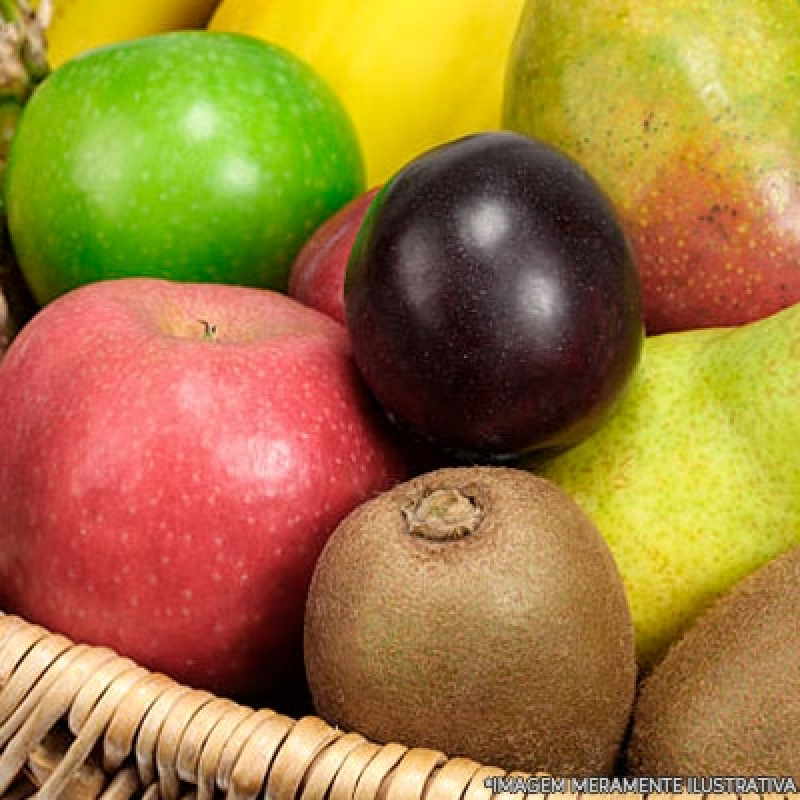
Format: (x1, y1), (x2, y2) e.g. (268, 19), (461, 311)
(627, 545), (800, 780)
(303, 465), (637, 776)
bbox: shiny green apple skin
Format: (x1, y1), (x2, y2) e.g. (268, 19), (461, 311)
(5, 31), (365, 305)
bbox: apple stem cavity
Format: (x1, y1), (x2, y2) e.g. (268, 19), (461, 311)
(402, 488), (483, 542)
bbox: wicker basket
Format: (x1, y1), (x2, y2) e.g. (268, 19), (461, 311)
(0, 611), (548, 799)
(6, 612), (791, 800)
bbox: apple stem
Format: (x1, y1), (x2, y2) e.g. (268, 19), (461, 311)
(402, 488), (483, 542)
(198, 319), (217, 341)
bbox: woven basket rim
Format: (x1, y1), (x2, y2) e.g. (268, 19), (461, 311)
(0, 611), (538, 799)
(5, 611), (784, 799)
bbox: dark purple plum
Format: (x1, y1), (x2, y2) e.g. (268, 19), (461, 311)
(344, 131), (643, 462)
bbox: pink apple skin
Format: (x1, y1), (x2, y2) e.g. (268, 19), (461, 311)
(0, 278), (410, 703)
(288, 187), (380, 324)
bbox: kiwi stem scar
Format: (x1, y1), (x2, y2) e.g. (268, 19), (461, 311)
(402, 488), (483, 541)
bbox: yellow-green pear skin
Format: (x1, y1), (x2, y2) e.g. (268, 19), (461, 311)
(504, 0), (800, 335)
(531, 302), (800, 670)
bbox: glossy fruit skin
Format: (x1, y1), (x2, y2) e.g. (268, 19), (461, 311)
(5, 31), (365, 305)
(288, 186), (380, 325)
(534, 301), (800, 670)
(345, 131), (644, 461)
(504, 0), (800, 334)
(0, 278), (410, 702)
(209, 0), (525, 186)
(41, 0), (220, 68)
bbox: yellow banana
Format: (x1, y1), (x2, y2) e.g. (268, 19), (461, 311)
(32, 0), (221, 67)
(210, 0), (525, 186)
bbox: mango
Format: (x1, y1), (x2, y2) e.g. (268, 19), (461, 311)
(504, 0), (800, 334)
(210, 0), (525, 186)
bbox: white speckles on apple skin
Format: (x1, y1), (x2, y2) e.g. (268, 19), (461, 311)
(9, 32), (365, 304)
(0, 279), (410, 698)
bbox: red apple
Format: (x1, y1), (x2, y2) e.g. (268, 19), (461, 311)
(288, 187), (380, 324)
(0, 278), (410, 704)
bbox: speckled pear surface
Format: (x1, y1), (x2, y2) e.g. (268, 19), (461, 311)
(531, 302), (800, 671)
(504, 0), (800, 334)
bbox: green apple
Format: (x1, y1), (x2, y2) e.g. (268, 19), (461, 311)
(4, 31), (365, 305)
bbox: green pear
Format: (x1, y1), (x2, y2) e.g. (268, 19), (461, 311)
(530, 301), (800, 671)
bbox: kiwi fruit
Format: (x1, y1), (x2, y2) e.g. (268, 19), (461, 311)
(303, 465), (636, 775)
(627, 544), (800, 779)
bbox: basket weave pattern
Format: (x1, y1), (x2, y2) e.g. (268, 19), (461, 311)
(3, 612), (792, 800)
(0, 612), (539, 799)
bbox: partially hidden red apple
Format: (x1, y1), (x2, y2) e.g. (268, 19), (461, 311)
(0, 277), (411, 704)
(289, 187), (380, 324)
